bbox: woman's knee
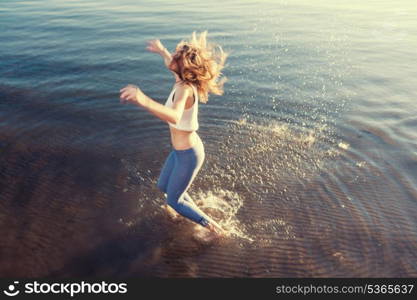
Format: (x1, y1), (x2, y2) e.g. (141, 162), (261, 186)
(156, 179), (167, 193)
(166, 200), (181, 214)
(166, 193), (177, 207)
(167, 192), (187, 210)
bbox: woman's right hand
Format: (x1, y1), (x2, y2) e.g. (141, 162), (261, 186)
(146, 39), (166, 54)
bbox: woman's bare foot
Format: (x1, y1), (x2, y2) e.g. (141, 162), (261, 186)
(206, 222), (226, 237)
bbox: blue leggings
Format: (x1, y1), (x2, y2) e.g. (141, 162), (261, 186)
(156, 136), (210, 227)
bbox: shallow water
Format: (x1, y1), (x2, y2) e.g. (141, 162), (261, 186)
(1, 0), (417, 277)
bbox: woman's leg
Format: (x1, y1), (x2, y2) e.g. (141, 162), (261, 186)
(156, 151), (175, 194)
(166, 145), (213, 227)
(182, 191), (198, 205)
(157, 151), (196, 205)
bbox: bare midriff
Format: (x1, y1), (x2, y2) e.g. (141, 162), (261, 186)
(168, 83), (198, 150)
(169, 126), (198, 150)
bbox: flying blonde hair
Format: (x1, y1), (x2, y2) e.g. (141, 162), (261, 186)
(171, 31), (229, 103)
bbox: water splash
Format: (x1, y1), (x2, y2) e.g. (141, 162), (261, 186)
(221, 118), (345, 184)
(250, 218), (296, 248)
(193, 189), (254, 243)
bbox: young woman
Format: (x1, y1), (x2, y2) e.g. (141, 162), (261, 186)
(119, 31), (228, 237)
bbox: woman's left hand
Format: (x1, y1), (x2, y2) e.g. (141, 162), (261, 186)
(119, 84), (145, 106)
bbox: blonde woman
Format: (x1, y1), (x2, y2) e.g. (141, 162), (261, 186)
(119, 31), (228, 237)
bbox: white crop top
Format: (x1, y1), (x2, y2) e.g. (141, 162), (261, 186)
(164, 83), (199, 132)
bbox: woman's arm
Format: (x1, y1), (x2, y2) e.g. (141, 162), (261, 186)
(146, 39), (174, 71)
(119, 84), (192, 125)
(139, 92), (178, 124)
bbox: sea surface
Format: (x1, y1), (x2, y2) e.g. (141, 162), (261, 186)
(1, 0), (417, 277)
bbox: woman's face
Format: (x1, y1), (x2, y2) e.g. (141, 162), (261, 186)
(168, 57), (178, 73)
(169, 52), (182, 74)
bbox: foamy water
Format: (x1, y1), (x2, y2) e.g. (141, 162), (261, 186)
(193, 189), (253, 242)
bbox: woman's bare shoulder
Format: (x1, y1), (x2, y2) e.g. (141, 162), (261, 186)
(174, 82), (194, 93)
